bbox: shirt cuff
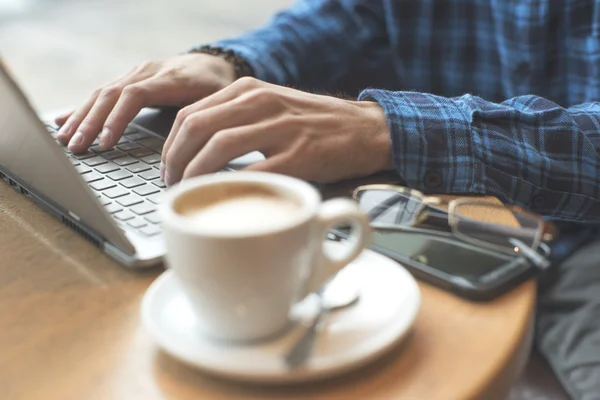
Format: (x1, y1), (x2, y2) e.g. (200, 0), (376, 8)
(358, 89), (483, 195)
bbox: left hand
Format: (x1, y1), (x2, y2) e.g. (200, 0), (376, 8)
(161, 77), (393, 185)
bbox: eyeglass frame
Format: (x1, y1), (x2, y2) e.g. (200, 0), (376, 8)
(352, 184), (557, 267)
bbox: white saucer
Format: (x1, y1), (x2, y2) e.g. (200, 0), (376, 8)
(141, 242), (421, 384)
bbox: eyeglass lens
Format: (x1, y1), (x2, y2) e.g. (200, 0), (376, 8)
(453, 203), (542, 252)
(355, 189), (423, 226)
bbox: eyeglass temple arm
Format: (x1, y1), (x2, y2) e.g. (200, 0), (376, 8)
(509, 238), (551, 270)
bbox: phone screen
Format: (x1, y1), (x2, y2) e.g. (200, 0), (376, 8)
(359, 229), (512, 281)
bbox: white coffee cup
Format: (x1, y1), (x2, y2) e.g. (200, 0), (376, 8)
(160, 171), (370, 342)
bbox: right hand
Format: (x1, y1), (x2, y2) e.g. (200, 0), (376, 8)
(55, 53), (237, 153)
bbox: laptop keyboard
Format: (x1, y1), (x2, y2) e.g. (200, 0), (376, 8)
(47, 125), (165, 237)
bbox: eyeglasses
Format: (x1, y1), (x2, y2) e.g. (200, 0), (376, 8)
(352, 185), (556, 266)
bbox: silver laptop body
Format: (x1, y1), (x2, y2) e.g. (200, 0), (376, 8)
(0, 62), (188, 268)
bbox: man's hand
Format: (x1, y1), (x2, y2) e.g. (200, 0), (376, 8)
(162, 77), (393, 185)
(55, 53), (237, 153)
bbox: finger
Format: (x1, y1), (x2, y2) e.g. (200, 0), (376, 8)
(54, 110), (73, 126)
(164, 98), (272, 185)
(98, 77), (169, 149)
(67, 85), (130, 152)
(245, 153), (325, 182)
(55, 93), (99, 145)
(162, 77), (265, 161)
(56, 67), (143, 145)
(68, 76), (160, 153)
(243, 153), (318, 182)
(64, 63), (160, 152)
(181, 124), (276, 180)
(243, 153), (291, 175)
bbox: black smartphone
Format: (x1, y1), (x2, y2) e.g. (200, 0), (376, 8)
(330, 225), (593, 301)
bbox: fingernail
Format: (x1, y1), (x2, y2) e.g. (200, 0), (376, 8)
(165, 171), (172, 186)
(99, 127), (112, 148)
(69, 131), (85, 147)
(159, 162), (165, 180)
(57, 123), (71, 141)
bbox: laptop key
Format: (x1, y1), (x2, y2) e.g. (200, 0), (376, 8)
(75, 165), (92, 174)
(82, 171), (104, 183)
(117, 136), (129, 144)
(138, 138), (164, 152)
(117, 142), (141, 152)
(139, 225), (161, 236)
(95, 162), (120, 174)
(71, 151), (95, 160)
(83, 156), (107, 167)
(147, 193), (163, 205)
(90, 145), (110, 153)
(133, 184), (160, 197)
(129, 147), (153, 159)
(69, 158), (80, 166)
(144, 211), (161, 224)
(141, 153), (161, 164)
(107, 169), (133, 181)
(131, 202), (156, 215)
(114, 210), (135, 221)
(127, 218), (147, 229)
(103, 186), (129, 199)
(104, 203), (122, 214)
(126, 132), (150, 141)
(120, 176), (145, 189)
(152, 179), (167, 189)
(125, 162), (151, 174)
(139, 169), (160, 181)
(113, 156), (137, 166)
(103, 149), (127, 160)
(90, 179), (117, 191)
(116, 194), (144, 207)
(98, 197), (111, 206)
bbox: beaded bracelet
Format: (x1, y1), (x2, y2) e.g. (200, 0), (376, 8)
(188, 45), (255, 79)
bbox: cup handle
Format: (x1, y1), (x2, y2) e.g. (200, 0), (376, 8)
(303, 198), (371, 295)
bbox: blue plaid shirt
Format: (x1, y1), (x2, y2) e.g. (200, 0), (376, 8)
(214, 0), (600, 223)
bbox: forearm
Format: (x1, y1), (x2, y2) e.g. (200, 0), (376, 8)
(212, 0), (387, 92)
(359, 89), (600, 223)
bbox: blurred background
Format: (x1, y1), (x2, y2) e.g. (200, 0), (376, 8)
(0, 0), (291, 113)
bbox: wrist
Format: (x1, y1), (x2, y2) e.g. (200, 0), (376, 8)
(208, 55), (238, 89)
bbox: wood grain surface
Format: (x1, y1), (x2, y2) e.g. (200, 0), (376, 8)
(0, 181), (535, 400)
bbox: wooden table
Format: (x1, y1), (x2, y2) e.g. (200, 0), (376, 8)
(0, 181), (535, 400)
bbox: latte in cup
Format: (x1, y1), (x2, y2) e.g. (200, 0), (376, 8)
(173, 183), (302, 235)
(160, 172), (370, 342)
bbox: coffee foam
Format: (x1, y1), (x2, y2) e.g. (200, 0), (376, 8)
(174, 183), (302, 235)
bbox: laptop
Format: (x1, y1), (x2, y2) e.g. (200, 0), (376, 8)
(0, 61), (263, 268)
